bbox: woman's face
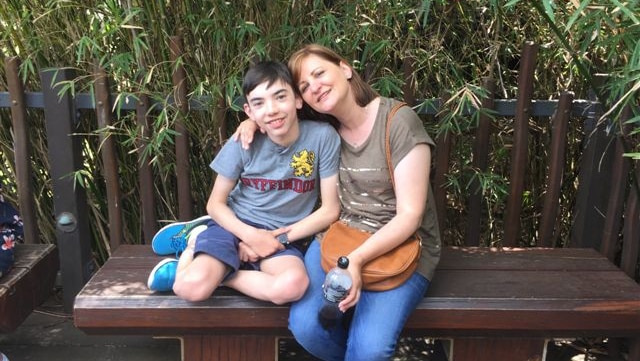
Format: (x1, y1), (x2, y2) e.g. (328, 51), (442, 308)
(296, 54), (353, 115)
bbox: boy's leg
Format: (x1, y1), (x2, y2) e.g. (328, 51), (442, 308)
(151, 215), (211, 256)
(172, 221), (241, 301)
(224, 254), (308, 305)
(173, 253), (227, 302)
(147, 225), (207, 292)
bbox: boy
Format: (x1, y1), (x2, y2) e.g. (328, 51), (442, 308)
(148, 61), (341, 304)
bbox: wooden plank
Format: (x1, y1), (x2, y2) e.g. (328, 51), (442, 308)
(504, 42), (538, 247)
(74, 246), (640, 338)
(135, 92), (158, 245)
(169, 35), (193, 221)
(465, 77), (495, 246)
(451, 338), (545, 361)
(621, 169), (640, 279)
(433, 127), (452, 236)
(571, 75), (614, 248)
(93, 63), (124, 250)
(600, 105), (633, 261)
(0, 244), (58, 332)
(183, 335), (277, 361)
(538, 91), (572, 247)
(5, 57), (38, 245)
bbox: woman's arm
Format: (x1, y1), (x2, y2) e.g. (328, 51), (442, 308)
(231, 119), (261, 150)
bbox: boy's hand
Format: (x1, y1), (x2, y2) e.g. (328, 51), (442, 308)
(242, 228), (284, 258)
(238, 241), (260, 263)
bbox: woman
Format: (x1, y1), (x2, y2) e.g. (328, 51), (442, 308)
(236, 44), (441, 361)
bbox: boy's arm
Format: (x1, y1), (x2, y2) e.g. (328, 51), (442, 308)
(281, 174), (340, 242)
(206, 174), (284, 258)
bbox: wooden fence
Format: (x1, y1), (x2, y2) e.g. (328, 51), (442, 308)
(1, 40), (638, 313)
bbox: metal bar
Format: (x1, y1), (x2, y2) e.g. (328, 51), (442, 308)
(0, 91), (604, 117)
(5, 57), (38, 245)
(93, 63), (124, 250)
(503, 41), (538, 247)
(40, 67), (94, 313)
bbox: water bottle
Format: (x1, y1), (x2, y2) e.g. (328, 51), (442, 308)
(319, 256), (352, 329)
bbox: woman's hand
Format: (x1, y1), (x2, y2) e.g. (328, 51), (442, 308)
(232, 119), (262, 150)
(339, 261), (363, 312)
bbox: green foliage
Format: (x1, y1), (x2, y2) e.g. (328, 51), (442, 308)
(0, 0), (638, 261)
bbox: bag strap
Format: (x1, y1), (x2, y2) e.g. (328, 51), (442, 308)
(385, 102), (407, 189)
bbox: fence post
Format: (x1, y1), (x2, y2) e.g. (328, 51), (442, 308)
(93, 63), (124, 251)
(570, 74), (615, 249)
(538, 91), (573, 247)
(503, 41), (538, 247)
(136, 92), (158, 244)
(465, 77), (495, 246)
(5, 57), (38, 245)
(600, 105), (633, 261)
(169, 35), (194, 221)
(40, 67), (94, 313)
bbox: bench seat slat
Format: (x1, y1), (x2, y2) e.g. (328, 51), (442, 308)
(74, 245), (640, 339)
(0, 244), (58, 332)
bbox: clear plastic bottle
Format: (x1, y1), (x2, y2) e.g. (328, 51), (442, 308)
(319, 256), (352, 329)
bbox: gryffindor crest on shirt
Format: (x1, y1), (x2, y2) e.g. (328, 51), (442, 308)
(290, 149), (315, 178)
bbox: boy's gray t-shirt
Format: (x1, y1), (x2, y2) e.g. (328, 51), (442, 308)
(210, 120), (340, 229)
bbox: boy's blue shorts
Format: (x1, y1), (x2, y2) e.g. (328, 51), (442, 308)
(193, 219), (303, 280)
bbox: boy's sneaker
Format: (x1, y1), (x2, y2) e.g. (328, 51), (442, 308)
(152, 215), (211, 256)
(147, 258), (178, 292)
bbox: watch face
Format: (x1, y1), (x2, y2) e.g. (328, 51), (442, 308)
(277, 233), (289, 245)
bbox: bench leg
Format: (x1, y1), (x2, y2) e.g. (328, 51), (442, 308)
(452, 337), (545, 361)
(629, 337), (640, 361)
(182, 335), (277, 361)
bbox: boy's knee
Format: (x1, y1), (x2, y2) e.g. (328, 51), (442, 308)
(173, 273), (214, 302)
(271, 272), (309, 304)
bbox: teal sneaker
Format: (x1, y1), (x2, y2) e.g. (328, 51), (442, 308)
(152, 215), (211, 256)
(147, 258), (178, 292)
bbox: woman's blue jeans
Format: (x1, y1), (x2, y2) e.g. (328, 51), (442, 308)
(289, 239), (430, 361)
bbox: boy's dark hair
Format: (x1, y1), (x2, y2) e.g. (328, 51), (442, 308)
(242, 61), (297, 97)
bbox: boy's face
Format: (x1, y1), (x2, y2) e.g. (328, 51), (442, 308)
(243, 79), (303, 145)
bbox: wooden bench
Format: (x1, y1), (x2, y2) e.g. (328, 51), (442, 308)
(0, 244), (58, 332)
(65, 41), (640, 360)
(74, 245), (640, 361)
